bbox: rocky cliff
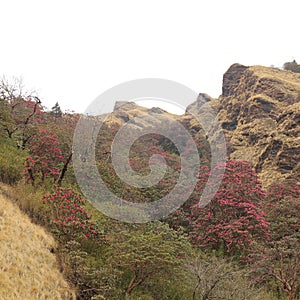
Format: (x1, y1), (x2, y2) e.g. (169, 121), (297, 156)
(216, 63), (300, 186)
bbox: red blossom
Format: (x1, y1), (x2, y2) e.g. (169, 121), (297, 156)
(42, 187), (107, 244)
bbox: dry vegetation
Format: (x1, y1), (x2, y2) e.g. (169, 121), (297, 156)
(251, 65), (300, 91)
(0, 184), (75, 300)
(215, 64), (300, 186)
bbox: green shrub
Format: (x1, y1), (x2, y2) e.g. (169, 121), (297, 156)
(0, 141), (26, 184)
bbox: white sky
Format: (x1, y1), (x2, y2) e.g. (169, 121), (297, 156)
(1, 0), (299, 115)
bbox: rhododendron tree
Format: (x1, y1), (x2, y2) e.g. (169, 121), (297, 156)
(42, 187), (106, 243)
(25, 129), (64, 184)
(46, 113), (80, 185)
(179, 160), (270, 256)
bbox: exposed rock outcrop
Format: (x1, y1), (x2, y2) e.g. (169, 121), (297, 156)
(216, 64), (300, 185)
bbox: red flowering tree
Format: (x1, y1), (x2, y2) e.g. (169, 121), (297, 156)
(45, 113), (80, 185)
(185, 160), (270, 256)
(43, 187), (107, 243)
(25, 129), (64, 184)
(250, 182), (300, 300)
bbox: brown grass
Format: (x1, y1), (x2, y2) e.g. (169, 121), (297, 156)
(251, 65), (300, 92)
(0, 184), (75, 300)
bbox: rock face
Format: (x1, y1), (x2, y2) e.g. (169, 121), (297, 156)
(217, 64), (300, 185)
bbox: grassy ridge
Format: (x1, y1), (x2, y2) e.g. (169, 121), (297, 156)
(0, 184), (75, 300)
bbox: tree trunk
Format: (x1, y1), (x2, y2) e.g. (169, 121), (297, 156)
(27, 168), (35, 186)
(193, 275), (201, 300)
(126, 274), (136, 297)
(125, 273), (145, 299)
(57, 152), (72, 186)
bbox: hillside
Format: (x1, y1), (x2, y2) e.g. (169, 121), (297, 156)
(105, 64), (300, 186)
(0, 63), (299, 299)
(0, 185), (74, 300)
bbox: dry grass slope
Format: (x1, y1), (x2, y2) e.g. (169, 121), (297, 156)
(0, 185), (75, 300)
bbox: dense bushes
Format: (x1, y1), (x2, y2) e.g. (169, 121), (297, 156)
(250, 182), (300, 300)
(42, 187), (107, 243)
(0, 140), (26, 184)
(168, 160), (270, 258)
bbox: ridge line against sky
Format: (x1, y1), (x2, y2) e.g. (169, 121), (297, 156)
(1, 0), (299, 114)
